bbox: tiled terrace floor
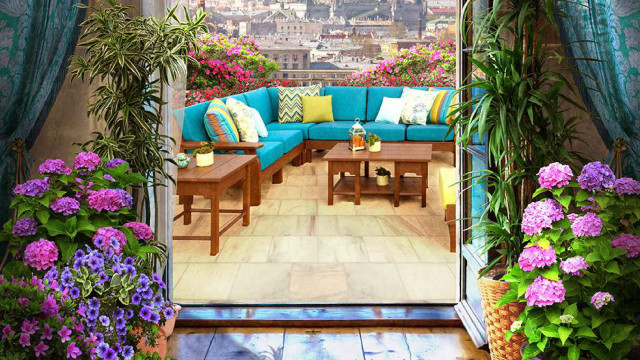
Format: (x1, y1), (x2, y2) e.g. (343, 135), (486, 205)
(172, 150), (456, 304)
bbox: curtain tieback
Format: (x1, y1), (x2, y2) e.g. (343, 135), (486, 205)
(608, 138), (627, 178)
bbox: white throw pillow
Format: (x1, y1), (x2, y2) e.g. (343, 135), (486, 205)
(375, 97), (405, 124)
(249, 107), (268, 137)
(225, 98), (259, 142)
(399, 88), (440, 125)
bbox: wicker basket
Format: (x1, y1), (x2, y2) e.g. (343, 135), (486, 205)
(478, 267), (526, 360)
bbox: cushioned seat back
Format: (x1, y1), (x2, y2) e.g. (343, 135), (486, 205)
(181, 101), (212, 141)
(321, 86), (367, 121)
(221, 93), (247, 105)
(267, 88), (280, 123)
(243, 88), (274, 124)
(366, 87), (404, 121)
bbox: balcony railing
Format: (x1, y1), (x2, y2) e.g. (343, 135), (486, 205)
(271, 69), (355, 86)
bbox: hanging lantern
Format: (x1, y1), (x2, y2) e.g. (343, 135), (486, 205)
(348, 118), (366, 151)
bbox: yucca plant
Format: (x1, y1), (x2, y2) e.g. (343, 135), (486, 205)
(70, 0), (206, 227)
(450, 0), (590, 273)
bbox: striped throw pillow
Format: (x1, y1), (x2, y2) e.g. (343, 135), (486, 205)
(277, 85), (321, 123)
(203, 99), (239, 143)
(428, 89), (458, 125)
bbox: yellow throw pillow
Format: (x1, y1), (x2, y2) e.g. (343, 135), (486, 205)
(302, 95), (334, 123)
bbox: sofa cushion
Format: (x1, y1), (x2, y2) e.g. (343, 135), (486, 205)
(221, 93), (247, 105)
(308, 122), (353, 140)
(256, 141), (284, 171)
(203, 99), (240, 143)
(406, 124), (454, 141)
(428, 89), (457, 125)
(374, 97), (405, 124)
(362, 122), (406, 142)
(266, 122), (316, 139)
(243, 88), (274, 124)
(182, 101), (212, 141)
(278, 85), (321, 123)
(321, 86), (367, 121)
(226, 98), (259, 142)
(267, 87), (279, 122)
(366, 87), (403, 121)
(259, 130), (303, 153)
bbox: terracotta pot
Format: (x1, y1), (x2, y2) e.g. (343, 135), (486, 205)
(477, 266), (525, 360)
(163, 304), (182, 338)
(135, 327), (168, 358)
(376, 175), (389, 186)
(196, 152), (214, 167)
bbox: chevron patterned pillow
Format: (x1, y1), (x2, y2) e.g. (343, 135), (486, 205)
(277, 85), (321, 123)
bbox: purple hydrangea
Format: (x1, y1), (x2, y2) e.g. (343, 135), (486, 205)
(23, 239), (58, 270)
(12, 217), (37, 237)
(571, 212), (602, 237)
(521, 199), (565, 236)
(106, 158), (126, 169)
(13, 179), (49, 197)
(73, 152), (102, 171)
(537, 162), (573, 189)
(38, 159), (72, 175)
(613, 177), (640, 196)
(518, 244), (556, 271)
(92, 227), (127, 255)
(591, 291), (614, 309)
(577, 161), (616, 191)
(611, 233), (640, 258)
(525, 276), (566, 307)
(88, 189), (130, 212)
(124, 222), (154, 241)
(50, 197), (81, 216)
(560, 256), (589, 276)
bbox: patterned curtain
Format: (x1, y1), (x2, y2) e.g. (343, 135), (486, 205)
(556, 0), (640, 178)
(0, 0), (86, 221)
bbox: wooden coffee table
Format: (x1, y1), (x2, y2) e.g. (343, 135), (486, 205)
(323, 143), (432, 207)
(174, 154), (257, 256)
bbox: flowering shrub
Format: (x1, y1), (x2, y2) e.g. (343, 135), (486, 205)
(343, 41), (456, 87)
(499, 162), (640, 360)
(43, 246), (172, 360)
(185, 78), (297, 106)
(0, 275), (94, 359)
(0, 153), (160, 278)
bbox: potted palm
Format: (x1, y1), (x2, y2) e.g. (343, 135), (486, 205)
(193, 142), (215, 167)
(375, 166), (391, 186)
(368, 133), (382, 152)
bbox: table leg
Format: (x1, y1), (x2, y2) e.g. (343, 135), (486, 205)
(243, 167), (251, 226)
(421, 163), (428, 208)
(180, 195), (193, 225)
(364, 161), (369, 178)
(394, 165), (400, 207)
(328, 161), (334, 206)
(355, 166), (361, 205)
(210, 186), (220, 256)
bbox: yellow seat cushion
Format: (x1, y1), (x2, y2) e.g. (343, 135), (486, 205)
(439, 167), (456, 210)
(302, 95), (334, 123)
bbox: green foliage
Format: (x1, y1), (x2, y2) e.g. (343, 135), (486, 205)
(193, 142), (215, 155)
(451, 0), (589, 271)
(70, 0), (206, 224)
(375, 166), (391, 177)
(368, 133), (381, 146)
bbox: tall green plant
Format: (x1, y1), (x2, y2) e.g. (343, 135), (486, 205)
(70, 0), (206, 225)
(451, 0), (589, 272)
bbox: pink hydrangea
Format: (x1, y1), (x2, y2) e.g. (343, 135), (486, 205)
(571, 212), (602, 237)
(23, 239), (58, 270)
(38, 159), (72, 175)
(611, 233), (640, 258)
(50, 197), (80, 216)
(537, 163), (573, 189)
(518, 244), (556, 271)
(124, 222), (154, 241)
(73, 152), (101, 171)
(560, 256), (589, 276)
(613, 177), (640, 196)
(521, 199), (565, 236)
(525, 276), (566, 307)
(88, 189), (129, 212)
(591, 291), (614, 309)
(92, 227), (127, 254)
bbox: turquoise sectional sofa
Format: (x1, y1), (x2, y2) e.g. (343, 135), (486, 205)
(180, 86), (455, 206)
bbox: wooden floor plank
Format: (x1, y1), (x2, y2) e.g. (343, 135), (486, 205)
(282, 328), (365, 360)
(205, 327), (285, 360)
(402, 328), (490, 360)
(166, 327), (216, 360)
(360, 328), (412, 360)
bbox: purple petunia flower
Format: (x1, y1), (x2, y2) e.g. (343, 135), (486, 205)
(577, 161), (616, 191)
(92, 227), (127, 255)
(39, 159), (72, 175)
(14, 179), (50, 197)
(12, 217), (38, 237)
(525, 276), (566, 307)
(560, 256), (589, 276)
(537, 162), (573, 189)
(571, 212), (603, 237)
(70, 287), (80, 299)
(106, 158), (126, 169)
(518, 244), (556, 271)
(124, 222), (154, 241)
(591, 291), (614, 309)
(131, 293), (142, 305)
(51, 196), (81, 216)
(521, 199), (565, 236)
(149, 312), (160, 323)
(87, 308), (99, 320)
(163, 306), (175, 319)
(140, 306), (153, 321)
(99, 315), (110, 327)
(73, 152), (102, 171)
(613, 177), (640, 196)
(125, 309), (134, 319)
(23, 239), (58, 270)
(122, 345), (134, 360)
(612, 233), (640, 258)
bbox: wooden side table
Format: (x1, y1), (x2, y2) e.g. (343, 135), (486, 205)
(174, 154), (257, 256)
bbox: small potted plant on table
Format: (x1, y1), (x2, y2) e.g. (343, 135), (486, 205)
(194, 142), (215, 167)
(375, 166), (391, 186)
(368, 133), (381, 152)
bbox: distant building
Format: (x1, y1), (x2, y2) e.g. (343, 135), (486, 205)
(275, 19), (323, 36)
(256, 39), (311, 79)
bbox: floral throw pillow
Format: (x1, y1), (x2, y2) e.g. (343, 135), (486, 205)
(399, 88), (440, 125)
(226, 98), (259, 142)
